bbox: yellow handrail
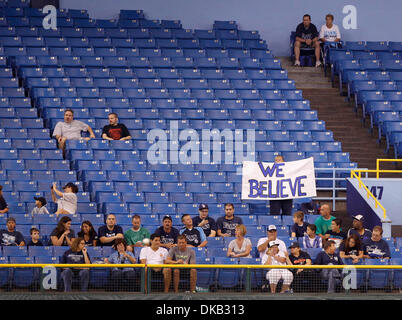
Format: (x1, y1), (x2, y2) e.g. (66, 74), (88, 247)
(350, 170), (387, 219)
(376, 159), (402, 179)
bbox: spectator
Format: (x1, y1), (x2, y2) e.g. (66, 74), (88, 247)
(288, 242), (317, 292)
(347, 215), (372, 241)
(104, 238), (137, 291)
(314, 240), (343, 293)
(269, 155), (293, 215)
(314, 204), (335, 239)
(302, 224), (323, 249)
(257, 225), (287, 258)
(98, 214), (124, 247)
(0, 217), (25, 246)
(102, 113), (131, 141)
(0, 185), (9, 214)
(154, 215), (180, 249)
(216, 203), (243, 237)
(362, 226), (390, 259)
(124, 215), (151, 249)
(339, 234), (364, 264)
(50, 182), (78, 216)
(262, 240), (293, 293)
(319, 14), (341, 43)
(49, 216), (75, 246)
(27, 227), (43, 246)
(77, 220), (98, 247)
(60, 237), (91, 292)
(300, 199), (319, 215)
(294, 14), (321, 67)
(30, 196), (49, 216)
(139, 234), (170, 293)
(227, 224), (252, 258)
(165, 235), (197, 293)
(192, 204), (217, 237)
(53, 109), (95, 151)
(323, 218), (347, 248)
(290, 211), (309, 238)
(179, 214), (207, 248)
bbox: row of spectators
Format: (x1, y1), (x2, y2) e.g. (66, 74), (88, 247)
(0, 201), (391, 261)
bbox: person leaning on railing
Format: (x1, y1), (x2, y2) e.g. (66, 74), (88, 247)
(60, 237), (91, 292)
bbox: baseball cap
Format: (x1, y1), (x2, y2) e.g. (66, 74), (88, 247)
(199, 204), (209, 210)
(34, 196), (47, 206)
(162, 215), (172, 221)
(353, 214), (364, 221)
(288, 242), (300, 249)
(268, 240), (280, 248)
(267, 225), (277, 232)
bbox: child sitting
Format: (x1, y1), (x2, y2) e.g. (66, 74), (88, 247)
(31, 197), (49, 216)
(27, 227), (44, 246)
(290, 211), (309, 238)
(302, 224), (322, 248)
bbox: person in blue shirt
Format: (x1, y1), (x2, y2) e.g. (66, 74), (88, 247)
(154, 215), (180, 249)
(179, 214), (207, 247)
(60, 237), (91, 292)
(314, 240), (343, 293)
(216, 203), (243, 237)
(104, 238), (137, 291)
(362, 226), (390, 259)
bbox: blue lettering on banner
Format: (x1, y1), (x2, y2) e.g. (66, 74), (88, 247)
(248, 175), (308, 199)
(258, 162), (285, 178)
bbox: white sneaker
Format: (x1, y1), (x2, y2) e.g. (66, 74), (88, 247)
(294, 60), (300, 66)
(315, 61), (322, 67)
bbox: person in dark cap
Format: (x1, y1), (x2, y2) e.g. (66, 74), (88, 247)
(347, 214), (372, 241)
(192, 204), (217, 237)
(154, 215), (180, 249)
(31, 196), (50, 216)
(288, 242), (316, 292)
(51, 182), (78, 216)
(0, 217), (25, 246)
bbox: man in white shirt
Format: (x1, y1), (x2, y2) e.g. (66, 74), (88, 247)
(140, 234), (170, 293)
(52, 109), (95, 151)
(257, 225), (287, 258)
(319, 14), (341, 43)
(262, 240), (293, 293)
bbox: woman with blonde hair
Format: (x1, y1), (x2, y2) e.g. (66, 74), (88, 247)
(227, 224), (252, 258)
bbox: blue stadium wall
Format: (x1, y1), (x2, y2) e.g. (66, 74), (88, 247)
(60, 0), (402, 56)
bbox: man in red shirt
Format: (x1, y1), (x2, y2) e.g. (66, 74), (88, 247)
(102, 113), (132, 141)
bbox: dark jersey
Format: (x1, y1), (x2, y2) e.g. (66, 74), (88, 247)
(102, 123), (130, 140)
(154, 226), (180, 245)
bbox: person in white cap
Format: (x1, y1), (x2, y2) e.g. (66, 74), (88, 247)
(347, 215), (372, 241)
(257, 225), (287, 258)
(262, 240), (293, 293)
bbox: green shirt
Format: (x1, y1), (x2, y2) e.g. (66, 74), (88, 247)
(124, 227), (151, 246)
(314, 215), (335, 236)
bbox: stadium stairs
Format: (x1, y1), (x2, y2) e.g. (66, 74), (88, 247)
(280, 57), (402, 236)
(280, 56), (399, 173)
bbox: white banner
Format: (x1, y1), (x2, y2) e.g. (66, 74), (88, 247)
(241, 157), (317, 200)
